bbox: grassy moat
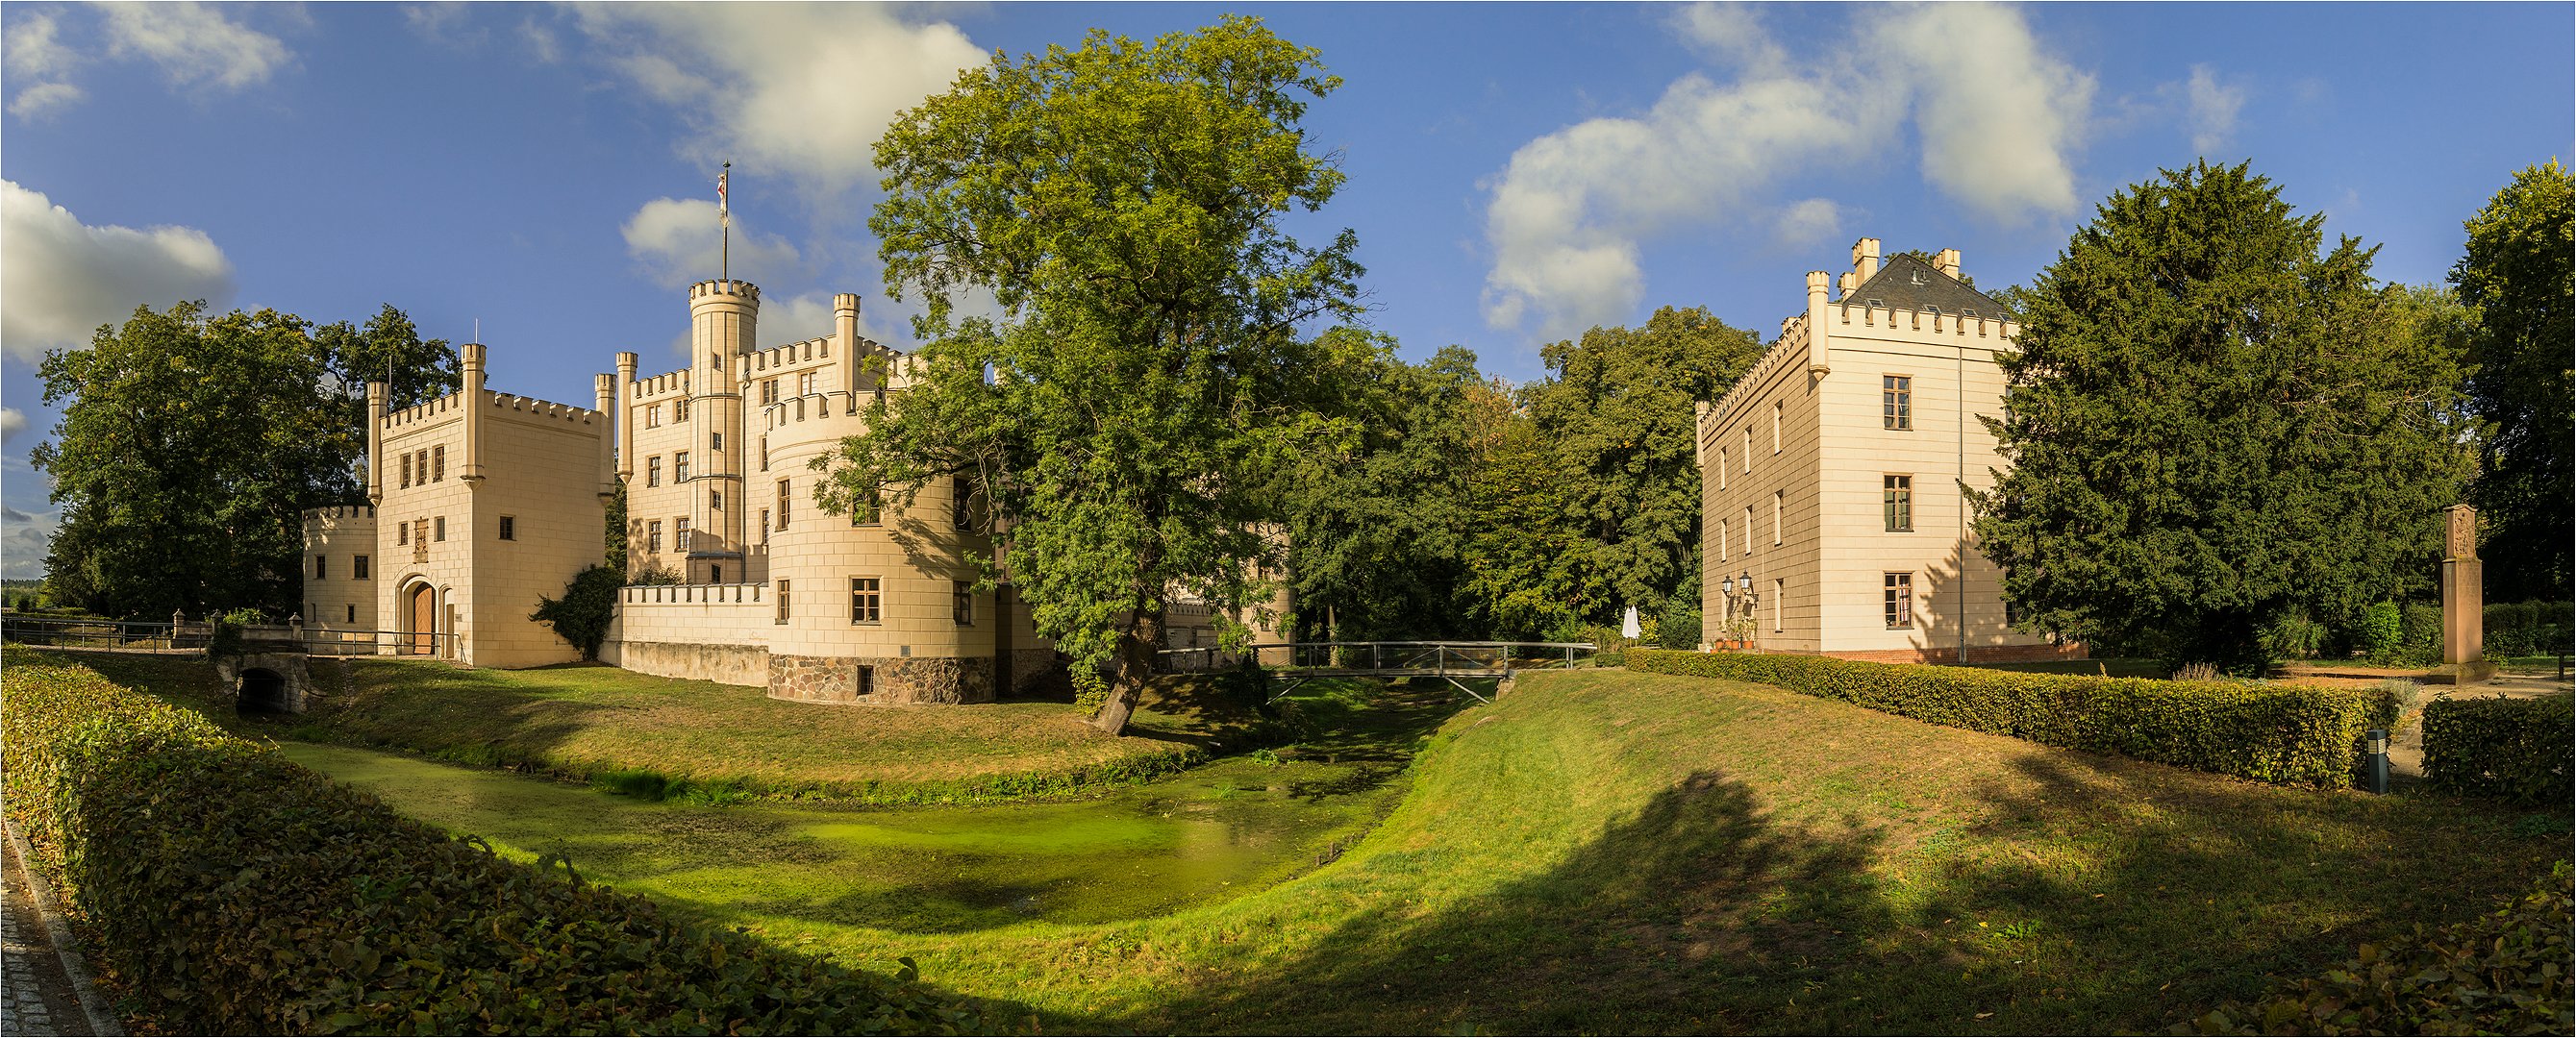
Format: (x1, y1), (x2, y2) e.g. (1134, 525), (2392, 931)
(20, 650), (2563, 1033)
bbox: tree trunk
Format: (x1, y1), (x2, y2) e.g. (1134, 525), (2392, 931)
(1089, 608), (1163, 735)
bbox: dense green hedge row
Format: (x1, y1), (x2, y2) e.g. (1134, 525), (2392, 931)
(2485, 601), (2574, 657)
(2194, 861), (2573, 1035)
(0, 649), (1004, 1035)
(1626, 650), (2388, 786)
(2421, 693), (2575, 804)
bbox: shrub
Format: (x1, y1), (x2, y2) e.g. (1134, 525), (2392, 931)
(2420, 693), (2575, 804)
(2398, 602), (2445, 665)
(2357, 601), (2404, 664)
(530, 564), (623, 660)
(2258, 607), (2327, 661)
(1626, 649), (2381, 786)
(2191, 861), (2573, 1035)
(2485, 601), (2574, 657)
(0, 649), (1002, 1035)
(1656, 606), (1702, 651)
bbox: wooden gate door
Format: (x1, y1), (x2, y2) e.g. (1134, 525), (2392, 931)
(410, 585), (434, 655)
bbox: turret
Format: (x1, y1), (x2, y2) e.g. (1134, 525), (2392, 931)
(613, 352), (638, 482)
(594, 373), (618, 500)
(1851, 237), (1882, 284)
(1936, 248), (1962, 281)
(459, 342), (487, 483)
(364, 381), (387, 504)
(686, 280), (757, 583)
(833, 292), (863, 394)
(1806, 270), (1830, 355)
(688, 279), (759, 391)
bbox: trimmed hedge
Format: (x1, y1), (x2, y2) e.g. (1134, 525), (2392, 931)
(2486, 601), (2575, 657)
(2192, 861), (2574, 1035)
(0, 649), (1005, 1035)
(1626, 649), (2386, 786)
(2421, 693), (2575, 804)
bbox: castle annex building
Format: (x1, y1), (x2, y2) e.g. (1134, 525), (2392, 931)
(300, 279), (1057, 704)
(1696, 238), (2077, 664)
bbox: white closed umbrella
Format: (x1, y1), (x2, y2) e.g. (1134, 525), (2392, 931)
(1621, 605), (1641, 640)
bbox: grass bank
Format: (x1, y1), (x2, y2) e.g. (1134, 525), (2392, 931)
(256, 664), (2563, 1032)
(45, 651), (1278, 803)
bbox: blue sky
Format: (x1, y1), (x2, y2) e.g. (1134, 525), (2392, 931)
(3, 2), (2569, 578)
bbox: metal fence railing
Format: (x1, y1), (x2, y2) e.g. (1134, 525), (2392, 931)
(1158, 640), (1599, 677)
(1, 614), (458, 658)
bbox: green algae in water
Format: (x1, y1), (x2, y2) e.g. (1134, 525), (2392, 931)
(278, 738), (1398, 933)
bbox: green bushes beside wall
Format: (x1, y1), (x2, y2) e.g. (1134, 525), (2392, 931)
(2485, 601), (2574, 657)
(0, 650), (1002, 1035)
(1626, 650), (2386, 786)
(2421, 693), (2575, 804)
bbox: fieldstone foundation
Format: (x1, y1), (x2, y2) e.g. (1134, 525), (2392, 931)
(769, 654), (997, 705)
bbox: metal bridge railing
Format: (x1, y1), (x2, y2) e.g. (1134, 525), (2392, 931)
(1158, 640), (1599, 677)
(1, 614), (459, 658)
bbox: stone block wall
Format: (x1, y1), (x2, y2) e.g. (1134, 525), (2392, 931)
(769, 653), (997, 705)
(613, 640), (769, 686)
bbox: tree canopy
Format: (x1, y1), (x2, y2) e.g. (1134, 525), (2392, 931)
(1970, 161), (2476, 670)
(31, 300), (451, 619)
(2453, 160), (2574, 601)
(822, 15), (1369, 732)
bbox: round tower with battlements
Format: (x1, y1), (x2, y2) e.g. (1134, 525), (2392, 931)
(686, 281), (757, 583)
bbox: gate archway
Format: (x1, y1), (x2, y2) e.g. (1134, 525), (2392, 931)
(406, 581), (436, 655)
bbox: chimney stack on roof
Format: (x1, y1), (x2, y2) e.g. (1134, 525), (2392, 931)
(1936, 248), (1962, 281)
(1852, 237), (1882, 283)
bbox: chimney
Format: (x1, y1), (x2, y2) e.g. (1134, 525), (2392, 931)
(1838, 271), (1857, 298)
(1852, 237), (1882, 283)
(1936, 248), (1962, 280)
(459, 342), (487, 483)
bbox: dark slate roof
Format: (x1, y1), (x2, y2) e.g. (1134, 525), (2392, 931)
(1850, 253), (2009, 318)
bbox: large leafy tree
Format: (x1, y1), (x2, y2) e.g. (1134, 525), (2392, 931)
(820, 16), (1369, 733)
(1526, 305), (1763, 621)
(1971, 161), (2476, 670)
(31, 300), (450, 619)
(2453, 161), (2574, 601)
(1276, 342), (1489, 641)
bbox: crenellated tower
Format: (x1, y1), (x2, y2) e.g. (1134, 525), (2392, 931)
(686, 280), (758, 583)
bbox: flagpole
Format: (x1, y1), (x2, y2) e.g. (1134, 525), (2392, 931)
(719, 161), (731, 283)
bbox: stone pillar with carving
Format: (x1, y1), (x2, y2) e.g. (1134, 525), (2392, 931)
(2441, 505), (2483, 666)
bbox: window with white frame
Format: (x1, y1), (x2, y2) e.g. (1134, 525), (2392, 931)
(1884, 573), (1913, 628)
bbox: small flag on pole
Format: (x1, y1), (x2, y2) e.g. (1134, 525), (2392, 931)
(717, 163), (729, 218)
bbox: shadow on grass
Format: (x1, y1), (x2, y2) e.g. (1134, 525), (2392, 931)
(1085, 747), (2553, 1033)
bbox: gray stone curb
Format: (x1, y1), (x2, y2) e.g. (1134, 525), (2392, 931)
(3, 819), (122, 1037)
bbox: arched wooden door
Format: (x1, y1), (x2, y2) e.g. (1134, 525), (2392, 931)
(409, 584), (435, 655)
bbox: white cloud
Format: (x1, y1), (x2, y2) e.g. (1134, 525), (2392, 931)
(9, 80), (82, 119)
(1481, 1), (2091, 339)
(402, 3), (488, 48)
(2180, 63), (2247, 156)
(570, 4), (985, 196)
(5, 11), (83, 119)
(100, 2), (290, 89)
(520, 17), (560, 63)
(1772, 198), (1843, 247)
(1, 504), (59, 580)
(620, 197), (802, 288)
(0, 407), (26, 443)
(0, 181), (237, 362)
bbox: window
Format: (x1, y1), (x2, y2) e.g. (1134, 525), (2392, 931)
(776, 480), (791, 530)
(799, 371), (816, 396)
(1773, 579), (1784, 632)
(434, 516), (446, 541)
(647, 404), (663, 428)
(647, 520), (663, 555)
(852, 486), (881, 526)
(1743, 506), (1754, 556)
(759, 508), (770, 541)
(433, 445), (445, 482)
(354, 556), (369, 580)
(2006, 598), (2025, 628)
(647, 457), (662, 487)
(952, 485), (974, 531)
(711, 489), (723, 511)
(1884, 375), (1912, 430)
(398, 522), (409, 545)
(346, 604), (357, 624)
(1771, 402), (1782, 454)
(675, 517), (689, 550)
(499, 515), (516, 541)
(776, 580), (791, 623)
(710, 432), (721, 452)
(1717, 520), (1728, 561)
(1717, 449), (1727, 490)
(674, 397), (689, 422)
(674, 452), (690, 482)
(854, 665), (875, 698)
(1772, 491), (1783, 546)
(1741, 428), (1752, 472)
(953, 581), (975, 626)
(1885, 573), (1914, 628)
(400, 452), (413, 488)
(710, 563), (721, 583)
(851, 577), (882, 624)
(1884, 475), (1913, 531)
(314, 556), (327, 580)
(416, 450), (429, 483)
(759, 436), (768, 471)
(762, 380), (779, 405)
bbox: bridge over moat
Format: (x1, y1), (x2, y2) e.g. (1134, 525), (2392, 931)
(1160, 641), (1601, 701)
